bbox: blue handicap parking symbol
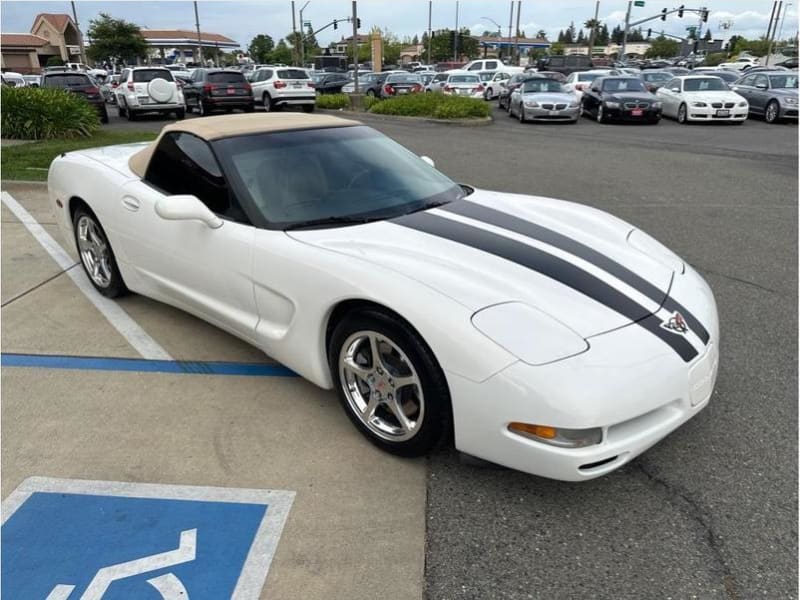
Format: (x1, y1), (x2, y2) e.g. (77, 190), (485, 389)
(1, 477), (295, 600)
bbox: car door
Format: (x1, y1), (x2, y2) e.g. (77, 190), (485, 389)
(731, 74), (756, 111)
(116, 132), (259, 342)
(750, 74), (770, 114)
(584, 82), (601, 113)
(657, 78), (680, 117)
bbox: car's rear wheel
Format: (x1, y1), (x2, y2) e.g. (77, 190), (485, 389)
(175, 108), (185, 120)
(198, 99), (209, 116)
(765, 100), (780, 124)
(126, 106), (137, 121)
(244, 104), (255, 112)
(100, 107), (109, 124)
(262, 93), (273, 112)
(303, 104), (315, 113)
(677, 103), (688, 124)
(329, 310), (451, 457)
(72, 207), (127, 298)
(117, 99), (127, 118)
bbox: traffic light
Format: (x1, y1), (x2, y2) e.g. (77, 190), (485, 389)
(449, 30), (456, 46)
(661, 8), (667, 21)
(701, 9), (708, 22)
(333, 19), (337, 30)
(356, 17), (362, 28)
(647, 28), (652, 38)
(678, 5), (684, 18)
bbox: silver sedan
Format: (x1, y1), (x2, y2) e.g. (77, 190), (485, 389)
(731, 71), (798, 123)
(509, 78), (581, 123)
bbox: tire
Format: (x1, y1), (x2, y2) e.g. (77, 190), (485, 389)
(302, 104), (315, 113)
(199, 99), (209, 116)
(518, 105), (526, 123)
(100, 107), (109, 124)
(596, 104), (606, 123)
(72, 207), (127, 298)
(117, 99), (127, 118)
(244, 104), (255, 113)
(262, 93), (273, 112)
(175, 108), (185, 120)
(366, 89), (375, 97)
(329, 309), (451, 457)
(765, 100), (780, 124)
(677, 103), (688, 124)
(127, 106), (137, 121)
(484, 87), (493, 101)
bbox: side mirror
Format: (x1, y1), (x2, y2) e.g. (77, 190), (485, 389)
(155, 195), (223, 229)
(671, 87), (680, 93)
(755, 83), (768, 90)
(420, 156), (435, 168)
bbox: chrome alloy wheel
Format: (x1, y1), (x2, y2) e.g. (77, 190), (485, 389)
(76, 216), (112, 288)
(339, 330), (424, 442)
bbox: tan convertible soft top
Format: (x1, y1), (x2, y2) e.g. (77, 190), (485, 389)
(129, 112), (361, 177)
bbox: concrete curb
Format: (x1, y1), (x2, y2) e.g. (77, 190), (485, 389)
(317, 108), (493, 127)
(1, 180), (48, 187)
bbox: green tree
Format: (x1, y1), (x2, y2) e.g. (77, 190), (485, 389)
(645, 36), (680, 58)
(733, 37), (771, 57)
(564, 22), (576, 43)
(303, 24), (320, 57)
(248, 34), (274, 64)
(597, 24), (610, 45)
(412, 34), (419, 45)
(577, 30), (586, 44)
(86, 12), (147, 64)
(46, 56), (65, 66)
(272, 39), (292, 64)
(550, 41), (565, 55)
(703, 29), (712, 41)
(536, 29), (547, 39)
(611, 24), (623, 44)
(726, 35), (741, 52)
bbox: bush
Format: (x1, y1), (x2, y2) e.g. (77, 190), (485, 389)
(368, 93), (490, 119)
(1, 86), (100, 140)
(316, 93), (350, 109)
(704, 52), (728, 67)
(363, 95), (379, 110)
(46, 56), (65, 67)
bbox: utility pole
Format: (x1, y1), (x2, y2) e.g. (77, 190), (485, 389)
(352, 1), (359, 92)
(70, 1), (87, 65)
(427, 0), (432, 66)
(619, 0), (632, 64)
(766, 1), (781, 66)
(514, 1), (521, 65)
(454, 0), (459, 62)
(299, 1), (310, 68)
(194, 1), (203, 65)
(291, 0), (298, 66)
(777, 2), (793, 45)
(507, 1), (514, 62)
(587, 1), (600, 61)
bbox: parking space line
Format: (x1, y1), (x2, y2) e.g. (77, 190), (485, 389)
(1, 191), (172, 361)
(1, 352), (296, 377)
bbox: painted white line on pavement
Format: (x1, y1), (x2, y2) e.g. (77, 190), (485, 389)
(1, 191), (172, 361)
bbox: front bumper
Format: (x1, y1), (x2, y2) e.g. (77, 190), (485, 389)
(687, 106), (748, 121)
(779, 104), (799, 119)
(522, 105), (581, 121)
(605, 106), (662, 122)
(448, 266), (719, 481)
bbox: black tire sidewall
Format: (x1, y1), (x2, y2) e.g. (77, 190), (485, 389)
(328, 310), (451, 457)
(766, 101), (779, 123)
(72, 208), (127, 298)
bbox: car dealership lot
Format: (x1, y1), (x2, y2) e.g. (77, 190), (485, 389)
(2, 110), (797, 599)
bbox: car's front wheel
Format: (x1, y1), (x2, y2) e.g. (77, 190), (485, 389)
(329, 309), (451, 457)
(765, 100), (780, 124)
(677, 103), (688, 124)
(72, 207), (127, 298)
(596, 104), (606, 123)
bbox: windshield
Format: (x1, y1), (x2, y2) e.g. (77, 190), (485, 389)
(602, 78), (647, 92)
(683, 77), (728, 91)
(43, 74), (92, 87)
(577, 73), (602, 82)
(208, 71), (245, 83)
(522, 79), (565, 93)
(214, 126), (463, 228)
(133, 69), (174, 82)
(386, 74), (421, 83)
(642, 72), (672, 82)
(478, 72), (496, 82)
(769, 74), (798, 88)
(448, 74), (480, 84)
(277, 69), (309, 79)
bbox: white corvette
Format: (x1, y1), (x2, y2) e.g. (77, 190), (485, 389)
(48, 114), (719, 481)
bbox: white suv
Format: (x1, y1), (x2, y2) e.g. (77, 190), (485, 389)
(114, 67), (185, 121)
(250, 67), (315, 112)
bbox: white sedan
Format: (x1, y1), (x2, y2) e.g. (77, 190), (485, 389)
(48, 114), (719, 481)
(656, 75), (748, 124)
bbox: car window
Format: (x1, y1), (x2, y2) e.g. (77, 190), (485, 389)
(208, 71), (246, 84)
(448, 74), (480, 83)
(738, 74), (755, 86)
(683, 77), (728, 91)
(577, 73), (602, 82)
(478, 72), (495, 82)
(145, 132), (247, 223)
(43, 74), (92, 87)
(768, 74), (798, 89)
(521, 79), (565, 93)
(549, 56), (564, 67)
(433, 74), (447, 82)
(486, 61), (498, 70)
(277, 69), (309, 79)
(133, 69), (173, 83)
(467, 63), (482, 70)
(753, 74), (769, 88)
(602, 78), (646, 92)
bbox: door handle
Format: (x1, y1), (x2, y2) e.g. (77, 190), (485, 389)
(121, 196), (140, 211)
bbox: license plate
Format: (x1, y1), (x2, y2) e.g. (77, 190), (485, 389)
(716, 109), (729, 117)
(548, 110), (559, 116)
(292, 83), (301, 88)
(227, 87), (236, 95)
(631, 108), (643, 116)
(399, 89), (408, 94)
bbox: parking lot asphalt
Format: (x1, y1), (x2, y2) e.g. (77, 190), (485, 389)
(3, 104), (798, 599)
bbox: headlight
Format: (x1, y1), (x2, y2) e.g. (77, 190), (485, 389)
(471, 302), (588, 365)
(604, 101), (620, 108)
(738, 101), (747, 107)
(784, 97), (798, 105)
(508, 422), (603, 448)
(524, 100), (539, 107)
(651, 101), (662, 108)
(568, 102), (579, 108)
(691, 101), (707, 107)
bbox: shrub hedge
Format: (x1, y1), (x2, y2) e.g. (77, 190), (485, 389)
(1, 86), (100, 140)
(367, 93), (490, 119)
(316, 93), (350, 109)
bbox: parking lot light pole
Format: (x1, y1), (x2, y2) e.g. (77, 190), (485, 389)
(620, 0), (632, 64)
(299, 1), (310, 68)
(427, 0), (432, 66)
(454, 1), (459, 62)
(352, 1), (359, 92)
(194, 1), (203, 65)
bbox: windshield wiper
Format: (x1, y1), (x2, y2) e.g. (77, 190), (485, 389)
(283, 215), (380, 230)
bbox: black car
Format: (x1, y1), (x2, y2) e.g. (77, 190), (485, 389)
(498, 73), (539, 110)
(311, 72), (349, 95)
(642, 59), (672, 70)
(182, 69), (254, 116)
(581, 76), (661, 124)
(40, 71), (109, 123)
(535, 54), (594, 75)
(776, 57), (798, 69)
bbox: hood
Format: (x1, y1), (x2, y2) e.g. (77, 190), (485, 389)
(605, 91), (656, 102)
(682, 90), (745, 104)
(522, 92), (576, 103)
(288, 191), (678, 339)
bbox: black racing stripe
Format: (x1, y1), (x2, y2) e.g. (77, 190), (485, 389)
(441, 200), (710, 344)
(394, 211), (699, 362)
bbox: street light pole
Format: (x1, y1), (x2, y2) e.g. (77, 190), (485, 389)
(70, 1), (87, 65)
(619, 0), (632, 64)
(587, 1), (600, 61)
(291, 0), (298, 66)
(454, 1), (459, 62)
(427, 0), (432, 66)
(514, 1), (521, 64)
(299, 1), (310, 68)
(352, 1), (359, 91)
(777, 2), (792, 53)
(194, 1), (203, 65)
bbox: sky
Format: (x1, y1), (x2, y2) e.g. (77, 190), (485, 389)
(2, 0), (798, 49)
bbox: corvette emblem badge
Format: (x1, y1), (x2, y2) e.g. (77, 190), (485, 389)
(662, 311), (689, 335)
